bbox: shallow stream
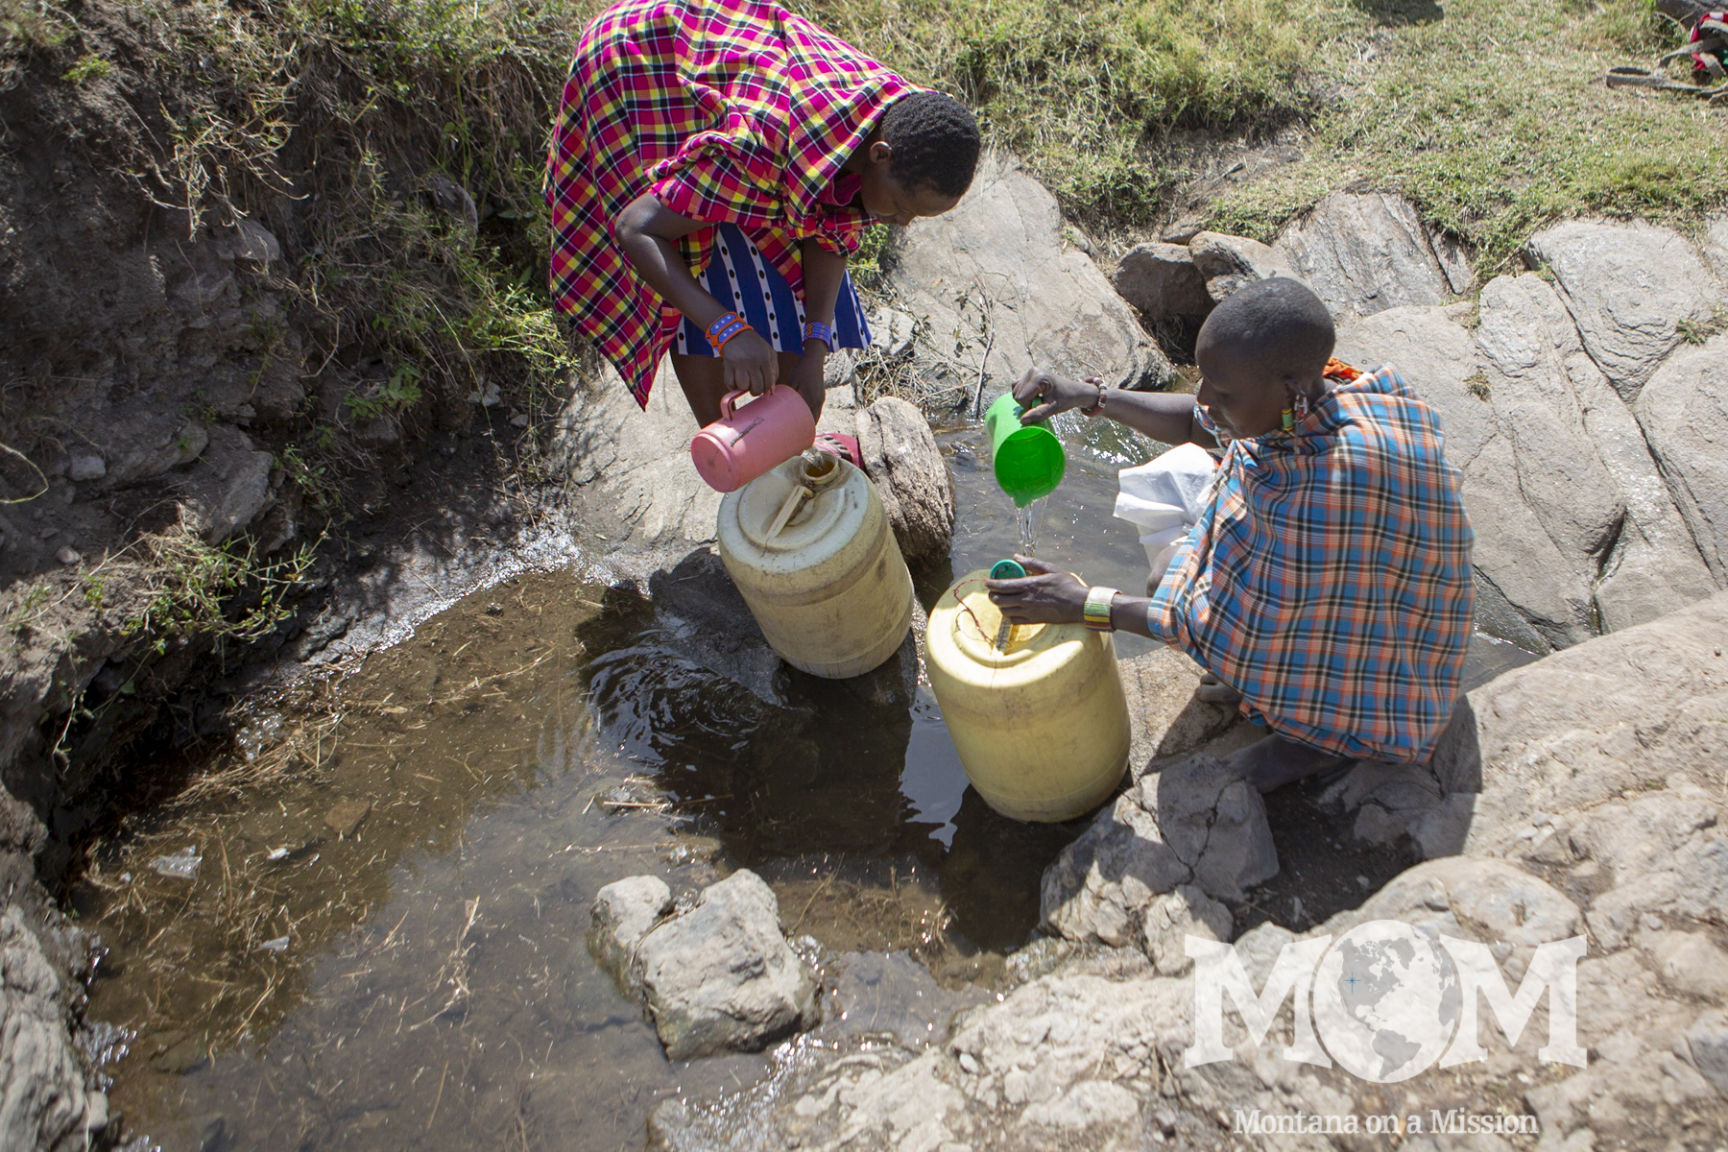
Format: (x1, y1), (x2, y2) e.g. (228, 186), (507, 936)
(77, 413), (1171, 1152)
(78, 399), (1540, 1151)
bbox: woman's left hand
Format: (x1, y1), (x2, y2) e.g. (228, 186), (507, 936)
(986, 555), (1088, 624)
(787, 343), (827, 418)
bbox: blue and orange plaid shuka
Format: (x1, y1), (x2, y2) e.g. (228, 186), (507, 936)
(1150, 363), (1476, 764)
(545, 0), (910, 406)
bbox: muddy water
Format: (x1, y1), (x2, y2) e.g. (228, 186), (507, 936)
(78, 414), (1167, 1152)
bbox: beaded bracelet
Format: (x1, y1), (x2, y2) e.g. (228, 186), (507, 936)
(1081, 383), (1109, 418)
(706, 310), (751, 350)
(1082, 586), (1119, 632)
(802, 320), (837, 353)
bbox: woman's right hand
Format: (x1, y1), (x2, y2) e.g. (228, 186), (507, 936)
(722, 328), (779, 396)
(986, 555), (1088, 625)
(1012, 367), (1102, 424)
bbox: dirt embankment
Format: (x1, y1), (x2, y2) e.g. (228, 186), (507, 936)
(1, 4), (581, 1144)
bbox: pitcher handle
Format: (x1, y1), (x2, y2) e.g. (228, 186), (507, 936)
(718, 390), (747, 420)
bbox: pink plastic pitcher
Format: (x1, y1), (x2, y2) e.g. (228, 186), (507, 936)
(690, 387), (816, 493)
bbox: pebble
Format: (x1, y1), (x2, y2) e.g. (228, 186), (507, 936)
(68, 454), (106, 481)
(324, 798), (373, 839)
(149, 848), (202, 880)
(55, 546), (82, 565)
(958, 1052), (980, 1075)
(150, 1035), (209, 1075)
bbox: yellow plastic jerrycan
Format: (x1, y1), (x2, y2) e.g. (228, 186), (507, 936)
(716, 450), (914, 679)
(926, 570), (1131, 822)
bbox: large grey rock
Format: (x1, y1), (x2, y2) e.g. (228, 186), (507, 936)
(1159, 766), (1278, 901)
(1324, 857), (1584, 979)
(1117, 647), (1241, 771)
(586, 874), (672, 997)
(854, 396), (954, 568)
(1636, 333), (1728, 583)
(1110, 242), (1212, 324)
(1039, 791), (1182, 947)
(1274, 191), (1473, 317)
(1340, 282), (1719, 650)
(635, 869), (818, 1061)
(183, 426), (277, 542)
(1420, 591), (1728, 864)
(550, 360), (723, 575)
(1317, 758), (1446, 848)
(1473, 274), (1717, 632)
(1140, 884), (1233, 976)
(1187, 231), (1294, 302)
(1526, 220), (1719, 401)
(0, 910), (101, 1152)
(1570, 785), (1728, 950)
(1336, 304), (1591, 650)
(108, 422), (209, 486)
(887, 151), (1172, 407)
(1041, 758), (1276, 945)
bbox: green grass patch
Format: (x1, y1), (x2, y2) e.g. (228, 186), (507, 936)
(1207, 0), (1728, 266)
(806, 0), (1362, 224)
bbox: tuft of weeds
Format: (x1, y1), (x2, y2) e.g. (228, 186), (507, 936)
(60, 51), (107, 83)
(1677, 308), (1728, 344)
(123, 526), (319, 654)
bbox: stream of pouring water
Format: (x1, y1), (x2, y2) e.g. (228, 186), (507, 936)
(996, 500), (1044, 651)
(1016, 501), (1039, 557)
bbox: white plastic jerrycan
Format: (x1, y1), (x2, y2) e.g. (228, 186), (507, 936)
(716, 450), (914, 679)
(926, 570), (1131, 822)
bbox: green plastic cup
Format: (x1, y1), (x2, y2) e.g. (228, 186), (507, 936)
(985, 393), (1066, 507)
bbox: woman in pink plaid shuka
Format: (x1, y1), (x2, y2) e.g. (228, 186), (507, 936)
(546, 0), (979, 426)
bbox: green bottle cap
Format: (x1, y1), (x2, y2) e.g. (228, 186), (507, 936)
(990, 559), (1027, 580)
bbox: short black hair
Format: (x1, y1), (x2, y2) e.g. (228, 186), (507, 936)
(881, 91), (980, 199)
(1197, 277), (1335, 376)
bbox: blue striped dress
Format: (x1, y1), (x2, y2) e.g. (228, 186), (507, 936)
(673, 223), (872, 355)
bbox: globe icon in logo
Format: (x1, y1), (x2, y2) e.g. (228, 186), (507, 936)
(1311, 921), (1463, 1082)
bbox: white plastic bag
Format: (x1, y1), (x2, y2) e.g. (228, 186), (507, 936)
(1114, 442), (1217, 584)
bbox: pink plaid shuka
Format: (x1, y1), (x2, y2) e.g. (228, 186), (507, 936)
(545, 0), (910, 406)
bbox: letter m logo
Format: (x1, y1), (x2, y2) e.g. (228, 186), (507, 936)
(1184, 935), (1333, 1068)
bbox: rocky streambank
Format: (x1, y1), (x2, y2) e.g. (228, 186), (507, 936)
(3, 139), (1727, 1152)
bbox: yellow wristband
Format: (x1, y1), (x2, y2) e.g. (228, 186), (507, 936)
(1083, 586), (1118, 631)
